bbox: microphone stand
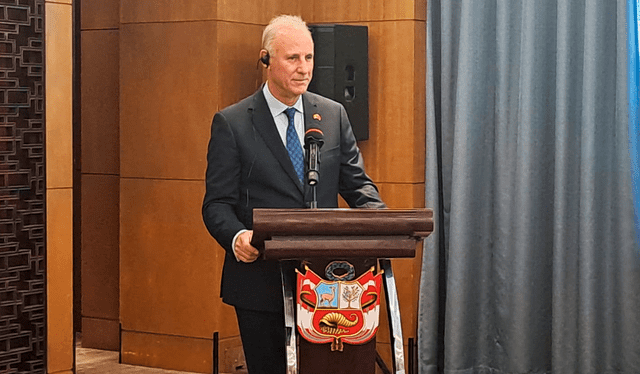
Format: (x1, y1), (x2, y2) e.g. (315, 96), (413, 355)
(304, 129), (324, 209)
(310, 188), (318, 209)
(307, 141), (320, 209)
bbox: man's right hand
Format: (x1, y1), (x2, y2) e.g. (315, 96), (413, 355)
(233, 230), (260, 263)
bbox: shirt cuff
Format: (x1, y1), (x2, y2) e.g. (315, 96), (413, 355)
(231, 229), (249, 262)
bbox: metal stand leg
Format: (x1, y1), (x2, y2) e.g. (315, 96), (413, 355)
(281, 262), (298, 374)
(380, 259), (406, 374)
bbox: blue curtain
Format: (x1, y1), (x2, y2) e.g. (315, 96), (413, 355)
(421, 1), (640, 373)
(629, 0), (640, 254)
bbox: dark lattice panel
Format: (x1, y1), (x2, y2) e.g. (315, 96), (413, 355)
(0, 0), (46, 372)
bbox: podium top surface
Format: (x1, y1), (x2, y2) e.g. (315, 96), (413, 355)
(251, 208), (433, 251)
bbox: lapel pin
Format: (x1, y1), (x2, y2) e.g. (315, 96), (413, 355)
(313, 113), (322, 121)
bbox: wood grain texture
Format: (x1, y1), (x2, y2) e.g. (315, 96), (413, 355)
(121, 331), (213, 373)
(81, 174), (119, 320)
(377, 182), (426, 209)
(119, 21), (264, 180)
(46, 188), (74, 373)
(214, 22), (265, 109)
(119, 178), (238, 339)
(119, 0), (426, 25)
(82, 317), (120, 351)
(218, 0), (306, 24)
(81, 0), (119, 30)
(304, 0), (426, 23)
(376, 255), (423, 346)
(119, 21), (217, 180)
(252, 208), (432, 243)
(46, 3), (74, 373)
(81, 30), (120, 175)
(263, 237), (417, 259)
(120, 0), (217, 23)
(358, 20), (426, 184)
(46, 2), (73, 189)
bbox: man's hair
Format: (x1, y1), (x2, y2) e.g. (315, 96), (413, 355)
(261, 15), (312, 55)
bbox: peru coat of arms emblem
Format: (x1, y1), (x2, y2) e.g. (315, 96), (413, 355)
(296, 264), (382, 351)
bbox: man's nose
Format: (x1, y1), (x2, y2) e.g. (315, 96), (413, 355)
(298, 60), (312, 74)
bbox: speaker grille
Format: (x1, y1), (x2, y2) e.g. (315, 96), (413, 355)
(309, 25), (369, 141)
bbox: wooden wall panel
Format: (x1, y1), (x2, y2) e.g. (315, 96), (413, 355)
(217, 0), (305, 24)
(334, 18), (426, 344)
(395, 254), (424, 340)
(120, 0), (217, 23)
(359, 20), (425, 184)
(119, 21), (217, 180)
(47, 188), (74, 373)
(412, 21), (427, 175)
(82, 317), (120, 351)
(80, 0), (121, 351)
(46, 2), (73, 190)
(81, 30), (119, 175)
(121, 331), (213, 373)
(46, 1), (74, 373)
(361, 18), (426, 354)
(376, 256), (424, 337)
(81, 175), (119, 319)
(120, 0), (309, 25)
(81, 0), (119, 30)
(117, 12), (265, 370)
(214, 22), (265, 110)
(377, 182), (425, 209)
(119, 178), (238, 338)
(305, 0), (426, 23)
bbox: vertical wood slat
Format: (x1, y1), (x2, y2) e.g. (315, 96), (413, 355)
(79, 0), (122, 353)
(45, 0), (74, 372)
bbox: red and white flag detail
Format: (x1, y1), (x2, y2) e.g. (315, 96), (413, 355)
(296, 266), (382, 351)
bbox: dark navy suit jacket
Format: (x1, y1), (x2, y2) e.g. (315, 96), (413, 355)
(202, 87), (385, 312)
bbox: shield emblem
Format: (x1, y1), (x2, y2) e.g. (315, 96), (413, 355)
(297, 265), (382, 351)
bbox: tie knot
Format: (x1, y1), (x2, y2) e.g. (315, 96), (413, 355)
(284, 107), (296, 120)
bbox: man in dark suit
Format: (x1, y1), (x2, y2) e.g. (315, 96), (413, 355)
(202, 14), (385, 374)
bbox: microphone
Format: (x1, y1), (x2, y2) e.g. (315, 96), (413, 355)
(304, 128), (324, 186)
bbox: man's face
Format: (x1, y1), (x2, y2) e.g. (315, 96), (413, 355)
(266, 26), (314, 106)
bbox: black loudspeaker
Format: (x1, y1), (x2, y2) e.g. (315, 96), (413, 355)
(308, 24), (369, 141)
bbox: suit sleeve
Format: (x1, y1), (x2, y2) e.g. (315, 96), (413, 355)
(202, 112), (246, 253)
(337, 105), (387, 209)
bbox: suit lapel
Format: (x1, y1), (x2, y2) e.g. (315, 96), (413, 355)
(250, 89), (304, 193)
(303, 93), (320, 133)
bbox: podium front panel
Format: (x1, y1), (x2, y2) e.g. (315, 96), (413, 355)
(297, 258), (378, 374)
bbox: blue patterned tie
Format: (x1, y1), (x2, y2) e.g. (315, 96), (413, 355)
(284, 107), (304, 183)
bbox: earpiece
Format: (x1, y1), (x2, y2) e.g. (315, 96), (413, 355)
(260, 52), (270, 67)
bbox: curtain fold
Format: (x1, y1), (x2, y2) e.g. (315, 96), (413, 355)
(420, 1), (640, 373)
(628, 0), (640, 256)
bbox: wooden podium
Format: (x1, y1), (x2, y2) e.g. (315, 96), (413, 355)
(251, 208), (433, 374)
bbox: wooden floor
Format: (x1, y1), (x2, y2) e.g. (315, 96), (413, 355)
(75, 346), (201, 374)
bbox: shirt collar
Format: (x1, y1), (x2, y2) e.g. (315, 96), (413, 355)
(263, 81), (304, 117)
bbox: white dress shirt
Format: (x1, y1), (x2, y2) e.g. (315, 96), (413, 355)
(262, 81), (305, 147)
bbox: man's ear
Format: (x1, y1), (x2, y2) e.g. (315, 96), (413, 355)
(259, 49), (270, 67)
